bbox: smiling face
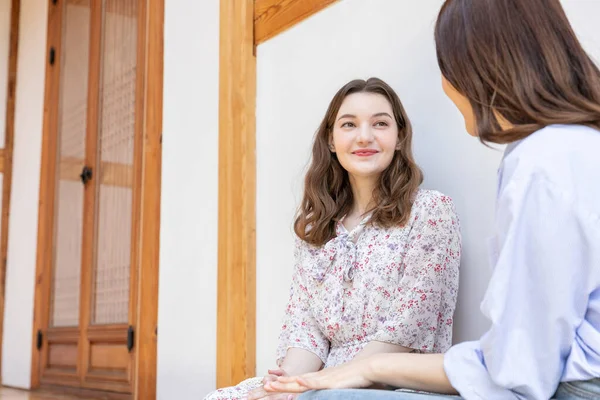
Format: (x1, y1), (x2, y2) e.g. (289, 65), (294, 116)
(330, 92), (400, 181)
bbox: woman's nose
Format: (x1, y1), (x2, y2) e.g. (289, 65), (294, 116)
(356, 124), (374, 143)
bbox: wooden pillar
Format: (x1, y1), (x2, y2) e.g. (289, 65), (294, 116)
(134, 0), (164, 398)
(217, 0), (257, 387)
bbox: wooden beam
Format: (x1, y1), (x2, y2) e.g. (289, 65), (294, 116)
(254, 0), (339, 45)
(0, 0), (20, 378)
(217, 0), (257, 388)
(133, 0), (163, 397)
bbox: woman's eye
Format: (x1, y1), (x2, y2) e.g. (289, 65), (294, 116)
(341, 122), (355, 128)
(374, 121), (389, 127)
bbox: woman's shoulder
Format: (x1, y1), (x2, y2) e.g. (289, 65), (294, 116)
(408, 189), (460, 228)
(412, 188), (457, 214)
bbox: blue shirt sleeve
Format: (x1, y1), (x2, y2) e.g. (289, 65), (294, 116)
(443, 175), (600, 400)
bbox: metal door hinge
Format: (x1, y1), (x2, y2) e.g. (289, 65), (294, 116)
(127, 326), (134, 352)
(36, 330), (43, 350)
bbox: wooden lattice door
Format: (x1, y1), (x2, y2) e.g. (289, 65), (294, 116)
(35, 0), (143, 394)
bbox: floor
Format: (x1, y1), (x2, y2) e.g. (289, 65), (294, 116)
(0, 388), (94, 400)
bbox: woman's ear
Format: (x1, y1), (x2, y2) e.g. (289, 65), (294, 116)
(328, 135), (336, 152)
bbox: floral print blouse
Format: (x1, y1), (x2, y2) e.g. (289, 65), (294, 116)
(276, 189), (461, 367)
(204, 189), (461, 400)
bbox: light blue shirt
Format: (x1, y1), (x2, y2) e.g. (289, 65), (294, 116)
(444, 125), (600, 400)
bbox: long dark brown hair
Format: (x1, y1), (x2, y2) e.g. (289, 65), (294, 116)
(294, 78), (423, 247)
(435, 0), (600, 144)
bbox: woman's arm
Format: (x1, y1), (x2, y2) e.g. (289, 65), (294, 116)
(366, 353), (456, 394)
(279, 348), (323, 376)
(275, 238), (330, 370)
(266, 352), (456, 395)
(352, 341), (411, 361)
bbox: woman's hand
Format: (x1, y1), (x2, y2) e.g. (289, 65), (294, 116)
(264, 359), (373, 393)
(246, 369), (299, 400)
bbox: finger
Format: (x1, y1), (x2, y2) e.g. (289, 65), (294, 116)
(265, 380), (309, 394)
(297, 376), (320, 390)
(276, 375), (299, 384)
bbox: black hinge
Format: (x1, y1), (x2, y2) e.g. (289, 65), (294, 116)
(49, 47), (55, 65)
(53, 0), (58, 4)
(36, 330), (43, 350)
(127, 326), (134, 352)
(79, 165), (93, 185)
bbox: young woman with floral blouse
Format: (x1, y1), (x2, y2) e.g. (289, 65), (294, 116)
(204, 77), (461, 400)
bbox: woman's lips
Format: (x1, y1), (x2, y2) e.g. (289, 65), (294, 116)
(352, 149), (379, 157)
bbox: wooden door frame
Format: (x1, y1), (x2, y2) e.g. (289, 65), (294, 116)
(30, 0), (163, 398)
(1, 0), (334, 394)
(0, 0), (20, 380)
(217, 0), (338, 387)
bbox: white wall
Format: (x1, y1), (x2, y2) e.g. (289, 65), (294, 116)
(1, 0), (598, 395)
(1, 0), (48, 388)
(254, 0), (600, 375)
(157, 0), (219, 398)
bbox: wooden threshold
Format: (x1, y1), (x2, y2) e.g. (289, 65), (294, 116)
(37, 385), (131, 400)
(0, 0), (20, 379)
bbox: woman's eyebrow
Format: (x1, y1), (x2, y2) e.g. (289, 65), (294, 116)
(372, 112), (393, 119)
(336, 114), (356, 121)
(336, 112), (392, 122)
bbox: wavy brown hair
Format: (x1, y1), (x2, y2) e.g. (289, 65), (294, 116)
(294, 78), (423, 247)
(435, 0), (600, 144)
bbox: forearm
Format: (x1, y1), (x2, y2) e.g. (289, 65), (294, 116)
(366, 353), (457, 395)
(280, 348), (324, 376)
(354, 340), (411, 361)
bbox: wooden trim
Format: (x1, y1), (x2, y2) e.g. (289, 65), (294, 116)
(59, 158), (134, 188)
(0, 0), (20, 378)
(127, 0), (146, 394)
(78, 0), (103, 387)
(31, 0), (63, 387)
(254, 0), (339, 45)
(217, 0), (257, 387)
(0, 148), (5, 173)
(69, 0), (137, 18)
(133, 0), (163, 397)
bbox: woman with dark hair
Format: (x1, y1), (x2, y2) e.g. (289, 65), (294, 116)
(265, 0), (600, 399)
(203, 77), (461, 400)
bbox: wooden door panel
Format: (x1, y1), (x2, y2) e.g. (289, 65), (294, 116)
(82, 325), (133, 390)
(39, 0), (90, 386)
(48, 0), (91, 331)
(37, 0), (141, 395)
(91, 0), (138, 327)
